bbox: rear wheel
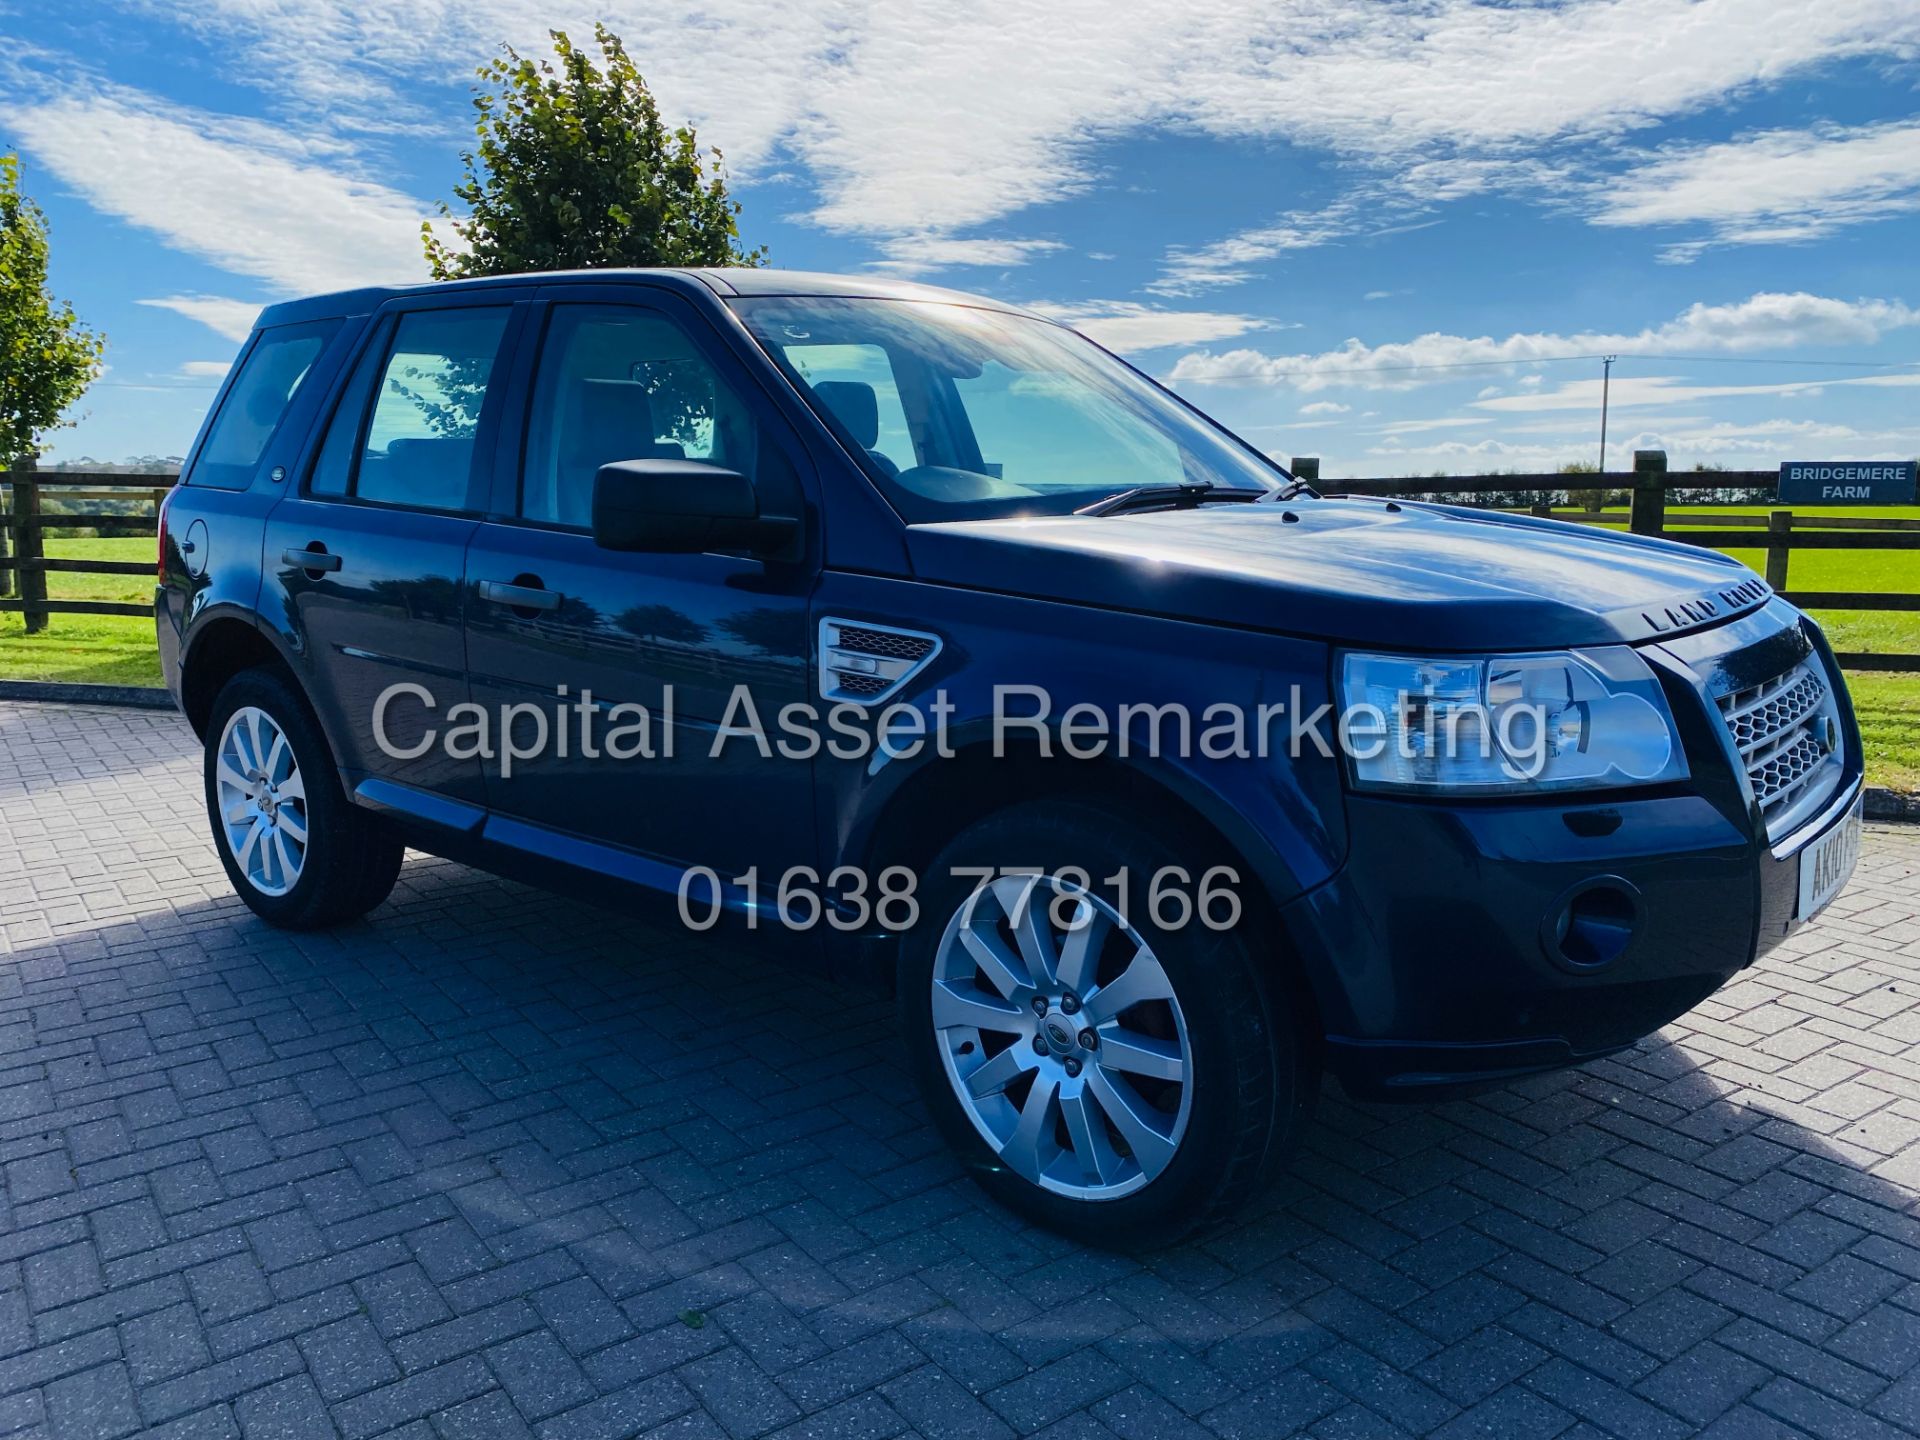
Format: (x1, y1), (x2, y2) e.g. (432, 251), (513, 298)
(900, 801), (1313, 1247)
(204, 667), (402, 929)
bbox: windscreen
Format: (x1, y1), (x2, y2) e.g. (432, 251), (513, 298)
(730, 297), (1283, 521)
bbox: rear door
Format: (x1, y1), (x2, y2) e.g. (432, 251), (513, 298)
(263, 292), (528, 807)
(462, 284), (820, 879)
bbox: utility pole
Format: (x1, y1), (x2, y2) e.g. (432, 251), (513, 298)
(1598, 355), (1617, 473)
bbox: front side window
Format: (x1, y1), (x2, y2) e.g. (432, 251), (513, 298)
(521, 304), (767, 529)
(188, 320), (338, 490)
(731, 297), (1281, 520)
(353, 308), (511, 511)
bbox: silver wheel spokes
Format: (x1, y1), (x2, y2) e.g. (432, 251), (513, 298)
(215, 706), (308, 898)
(932, 874), (1192, 1201)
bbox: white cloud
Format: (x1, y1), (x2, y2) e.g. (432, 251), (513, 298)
(1365, 438), (1593, 464)
(1299, 401), (1350, 415)
(1167, 292), (1920, 392)
(1592, 120), (1920, 260)
(11, 87), (430, 294)
(138, 295), (262, 342)
(176, 360), (234, 379)
(1151, 205), (1375, 296)
(1028, 301), (1272, 352)
(869, 234), (1065, 274)
(84, 0), (1920, 270)
(1472, 369), (1920, 412)
(1631, 418), (1869, 453)
(1371, 416), (1493, 435)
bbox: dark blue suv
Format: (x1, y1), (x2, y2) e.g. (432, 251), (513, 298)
(158, 269), (1863, 1244)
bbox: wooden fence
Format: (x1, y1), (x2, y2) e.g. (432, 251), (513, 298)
(1289, 450), (1920, 672)
(1, 468), (173, 631)
(4, 453), (1917, 670)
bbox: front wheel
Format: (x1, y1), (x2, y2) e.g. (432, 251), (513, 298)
(204, 667), (403, 929)
(900, 802), (1313, 1248)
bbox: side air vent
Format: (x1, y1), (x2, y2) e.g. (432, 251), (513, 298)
(818, 618), (942, 705)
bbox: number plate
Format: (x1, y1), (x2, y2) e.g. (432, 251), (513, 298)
(1797, 800), (1862, 922)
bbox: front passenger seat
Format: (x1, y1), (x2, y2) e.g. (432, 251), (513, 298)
(558, 379), (685, 525)
(812, 381), (900, 477)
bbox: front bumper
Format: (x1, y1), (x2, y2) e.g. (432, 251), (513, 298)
(1287, 603), (1861, 1101)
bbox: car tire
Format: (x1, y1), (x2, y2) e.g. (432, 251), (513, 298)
(203, 666), (403, 930)
(900, 800), (1314, 1248)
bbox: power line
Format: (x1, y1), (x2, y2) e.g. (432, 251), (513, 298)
(1617, 353), (1917, 368)
(1240, 351), (1918, 379)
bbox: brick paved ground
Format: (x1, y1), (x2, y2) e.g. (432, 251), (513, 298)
(3, 700), (1919, 1440)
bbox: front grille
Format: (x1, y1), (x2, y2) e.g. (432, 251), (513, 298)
(834, 625), (937, 662)
(1715, 660), (1842, 836)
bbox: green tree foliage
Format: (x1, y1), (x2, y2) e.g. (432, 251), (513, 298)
(424, 25), (765, 278)
(1559, 460), (1606, 511)
(0, 155), (105, 465)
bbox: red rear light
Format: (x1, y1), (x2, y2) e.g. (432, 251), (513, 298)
(157, 485), (174, 579)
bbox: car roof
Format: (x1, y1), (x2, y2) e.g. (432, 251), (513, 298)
(253, 267), (1036, 329)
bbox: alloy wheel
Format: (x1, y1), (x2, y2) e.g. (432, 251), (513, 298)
(214, 705), (309, 897)
(931, 873), (1193, 1200)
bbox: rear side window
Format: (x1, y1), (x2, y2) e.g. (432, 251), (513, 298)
(343, 308), (512, 512)
(307, 325), (389, 498)
(188, 320), (338, 489)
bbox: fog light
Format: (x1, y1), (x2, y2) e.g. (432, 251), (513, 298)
(1541, 877), (1641, 972)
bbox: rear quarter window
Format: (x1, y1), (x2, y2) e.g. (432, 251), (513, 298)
(186, 319), (340, 490)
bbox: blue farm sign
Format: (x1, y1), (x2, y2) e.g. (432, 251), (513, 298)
(1778, 460), (1917, 504)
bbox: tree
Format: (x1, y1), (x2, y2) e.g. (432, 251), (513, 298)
(0, 154), (105, 466)
(424, 25), (765, 278)
(1559, 460), (1605, 512)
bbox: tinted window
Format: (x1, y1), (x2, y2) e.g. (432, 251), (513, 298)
(732, 297), (1281, 521)
(521, 305), (766, 529)
(307, 325), (389, 498)
(355, 308), (511, 511)
(953, 359), (1183, 491)
(188, 320), (338, 489)
(783, 342), (914, 475)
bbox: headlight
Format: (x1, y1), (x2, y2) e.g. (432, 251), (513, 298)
(1338, 647), (1687, 794)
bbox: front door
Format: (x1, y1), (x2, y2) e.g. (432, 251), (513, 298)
(463, 290), (819, 884)
(264, 297), (523, 807)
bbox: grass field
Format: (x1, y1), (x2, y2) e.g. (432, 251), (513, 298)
(3, 519), (1917, 790)
(1591, 505), (1920, 665)
(0, 537), (164, 687)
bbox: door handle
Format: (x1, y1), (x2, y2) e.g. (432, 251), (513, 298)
(284, 546), (341, 572)
(479, 580), (561, 612)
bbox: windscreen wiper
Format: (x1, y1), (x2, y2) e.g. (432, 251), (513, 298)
(1077, 483), (1267, 516)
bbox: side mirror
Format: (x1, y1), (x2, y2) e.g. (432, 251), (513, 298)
(591, 459), (798, 556)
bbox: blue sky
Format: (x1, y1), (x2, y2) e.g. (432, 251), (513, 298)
(5, 1), (1919, 477)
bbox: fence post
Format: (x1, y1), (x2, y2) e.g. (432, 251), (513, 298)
(14, 464), (47, 634)
(1765, 510), (1792, 592)
(1629, 451), (1667, 537)
(1289, 456), (1320, 484)
(0, 469), (12, 600)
